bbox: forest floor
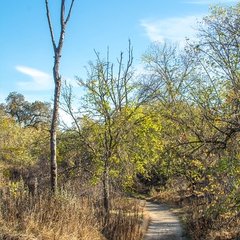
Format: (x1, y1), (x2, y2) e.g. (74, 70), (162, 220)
(142, 200), (187, 240)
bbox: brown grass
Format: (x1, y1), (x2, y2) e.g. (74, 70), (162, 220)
(147, 188), (240, 240)
(0, 182), (144, 240)
(0, 186), (104, 239)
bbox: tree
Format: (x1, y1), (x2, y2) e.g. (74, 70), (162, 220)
(141, 41), (194, 106)
(61, 43), (150, 214)
(141, 41), (200, 182)
(45, 0), (75, 192)
(0, 113), (49, 179)
(185, 3), (240, 220)
(191, 3), (240, 136)
(2, 92), (52, 129)
(141, 5), (240, 188)
(5, 92), (26, 124)
(141, 4), (240, 235)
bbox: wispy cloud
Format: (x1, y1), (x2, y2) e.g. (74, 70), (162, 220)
(16, 66), (54, 91)
(140, 15), (201, 44)
(183, 0), (238, 4)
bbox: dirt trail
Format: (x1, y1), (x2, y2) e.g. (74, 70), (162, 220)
(144, 201), (186, 240)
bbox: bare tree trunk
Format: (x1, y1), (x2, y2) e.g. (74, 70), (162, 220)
(50, 79), (61, 192)
(103, 163), (110, 213)
(45, 0), (75, 193)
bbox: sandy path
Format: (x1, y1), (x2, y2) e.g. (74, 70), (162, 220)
(144, 201), (186, 240)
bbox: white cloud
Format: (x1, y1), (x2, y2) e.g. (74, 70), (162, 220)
(16, 66), (54, 91)
(140, 15), (201, 44)
(183, 0), (238, 4)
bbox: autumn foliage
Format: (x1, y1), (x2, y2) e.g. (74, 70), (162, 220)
(0, 3), (240, 239)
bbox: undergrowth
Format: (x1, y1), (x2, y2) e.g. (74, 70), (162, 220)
(148, 187), (240, 240)
(0, 182), (144, 240)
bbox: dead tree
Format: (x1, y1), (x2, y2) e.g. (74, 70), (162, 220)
(45, 0), (75, 193)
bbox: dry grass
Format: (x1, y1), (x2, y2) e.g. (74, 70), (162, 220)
(0, 182), (144, 240)
(186, 207), (240, 240)
(0, 186), (104, 239)
(147, 187), (240, 240)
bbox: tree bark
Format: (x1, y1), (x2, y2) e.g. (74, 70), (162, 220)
(103, 163), (110, 213)
(50, 77), (61, 192)
(45, 0), (75, 193)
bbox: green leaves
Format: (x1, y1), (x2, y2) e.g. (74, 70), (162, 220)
(3, 92), (52, 129)
(0, 116), (44, 170)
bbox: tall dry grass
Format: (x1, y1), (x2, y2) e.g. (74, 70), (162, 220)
(0, 185), (104, 239)
(0, 182), (144, 240)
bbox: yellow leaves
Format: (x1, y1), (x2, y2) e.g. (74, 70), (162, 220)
(208, 153), (215, 158)
(98, 73), (104, 79)
(109, 169), (119, 178)
(111, 156), (120, 164)
(220, 210), (238, 220)
(191, 159), (203, 168)
(7, 181), (25, 198)
(0, 119), (40, 168)
(211, 200), (217, 207)
(236, 168), (240, 175)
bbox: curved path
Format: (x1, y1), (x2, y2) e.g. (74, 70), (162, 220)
(144, 201), (186, 240)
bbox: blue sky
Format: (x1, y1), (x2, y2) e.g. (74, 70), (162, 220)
(0, 0), (239, 104)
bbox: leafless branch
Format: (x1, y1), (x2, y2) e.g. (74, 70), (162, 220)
(60, 0), (65, 28)
(45, 0), (57, 52)
(65, 0), (75, 24)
